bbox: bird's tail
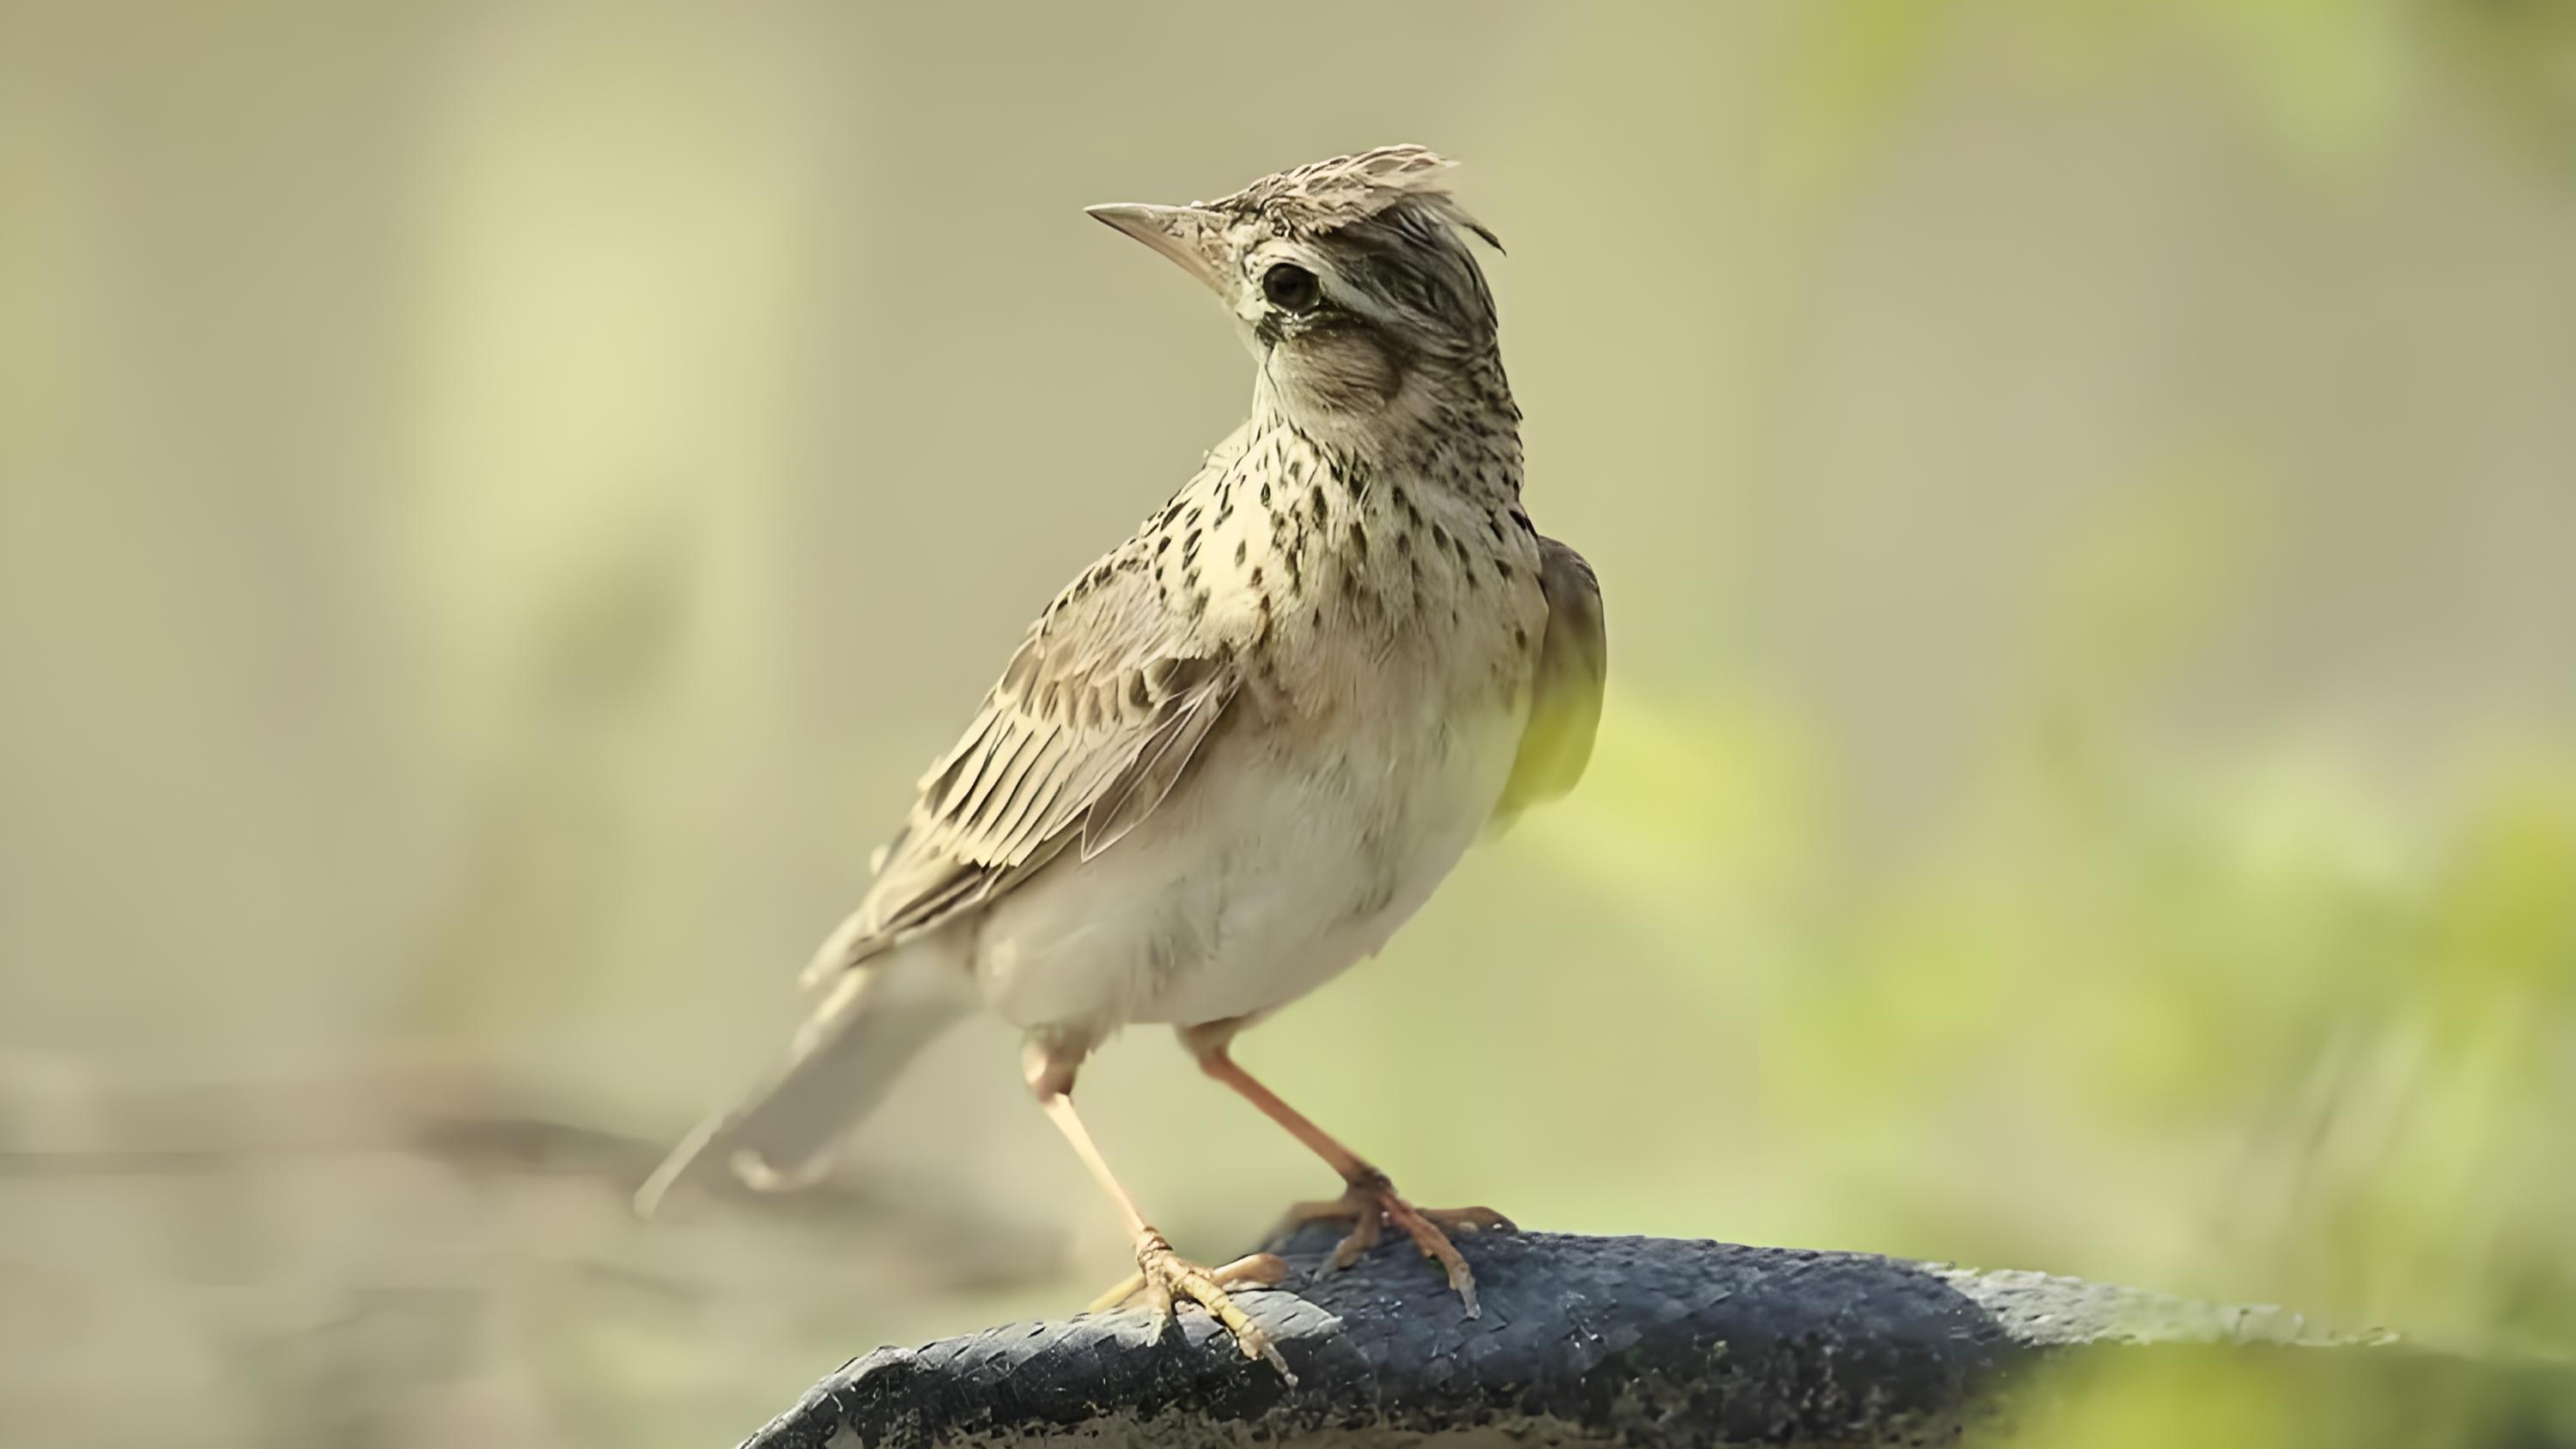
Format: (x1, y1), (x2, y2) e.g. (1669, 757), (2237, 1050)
(633, 932), (974, 1217)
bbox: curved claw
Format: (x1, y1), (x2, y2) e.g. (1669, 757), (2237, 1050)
(1091, 1234), (1294, 1381)
(1273, 1177), (1512, 1318)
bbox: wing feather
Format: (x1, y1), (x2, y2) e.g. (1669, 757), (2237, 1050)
(800, 533), (1242, 987)
(984, 729), (1075, 862)
(1493, 535), (1607, 831)
(1080, 691), (1225, 860)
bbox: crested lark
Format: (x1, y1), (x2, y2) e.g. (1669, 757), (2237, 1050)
(640, 146), (1607, 1375)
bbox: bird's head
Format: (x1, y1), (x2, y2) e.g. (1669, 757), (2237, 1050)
(1087, 145), (1505, 433)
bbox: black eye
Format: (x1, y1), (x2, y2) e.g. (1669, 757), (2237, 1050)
(1261, 263), (1321, 314)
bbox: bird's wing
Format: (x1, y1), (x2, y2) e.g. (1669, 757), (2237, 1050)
(801, 529), (1242, 985)
(1492, 534), (1607, 831)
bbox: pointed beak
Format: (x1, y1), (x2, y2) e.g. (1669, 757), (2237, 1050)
(1084, 203), (1226, 293)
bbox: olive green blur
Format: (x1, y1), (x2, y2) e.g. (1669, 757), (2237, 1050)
(3, 3), (2572, 1446)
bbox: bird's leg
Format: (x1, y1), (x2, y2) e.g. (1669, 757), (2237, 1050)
(1182, 1025), (1514, 1317)
(1024, 1040), (1291, 1378)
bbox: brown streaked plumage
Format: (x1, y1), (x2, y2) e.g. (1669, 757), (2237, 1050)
(639, 146), (1607, 1378)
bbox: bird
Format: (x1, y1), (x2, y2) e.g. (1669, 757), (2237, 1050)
(636, 145), (1607, 1376)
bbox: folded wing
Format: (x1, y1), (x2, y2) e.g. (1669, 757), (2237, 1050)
(1492, 535), (1607, 831)
(802, 541), (1241, 986)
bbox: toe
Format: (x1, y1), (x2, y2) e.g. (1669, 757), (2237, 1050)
(1167, 1264), (1292, 1382)
(1121, 1239), (1297, 1384)
(1327, 1207), (1382, 1269)
(1086, 1270), (1149, 1314)
(1143, 1275), (1176, 1328)
(1379, 1200), (1483, 1317)
(1424, 1204), (1515, 1234)
(1211, 1251), (1291, 1289)
(1267, 1181), (1510, 1314)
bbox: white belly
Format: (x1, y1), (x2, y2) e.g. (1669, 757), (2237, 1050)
(967, 670), (1527, 1041)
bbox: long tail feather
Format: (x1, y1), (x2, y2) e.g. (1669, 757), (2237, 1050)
(634, 935), (974, 1217)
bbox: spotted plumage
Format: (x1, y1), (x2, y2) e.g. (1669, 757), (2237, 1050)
(641, 147), (1607, 1375)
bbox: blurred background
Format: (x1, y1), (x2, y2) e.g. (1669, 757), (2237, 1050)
(4, 1), (2573, 1445)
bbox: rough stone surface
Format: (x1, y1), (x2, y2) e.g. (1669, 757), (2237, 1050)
(736, 1225), (2390, 1448)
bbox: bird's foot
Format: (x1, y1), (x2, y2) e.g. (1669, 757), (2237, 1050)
(1275, 1170), (1513, 1317)
(1090, 1229), (1292, 1380)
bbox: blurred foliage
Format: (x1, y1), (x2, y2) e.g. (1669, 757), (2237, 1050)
(1771, 0), (2576, 188)
(1995, 1343), (2576, 1448)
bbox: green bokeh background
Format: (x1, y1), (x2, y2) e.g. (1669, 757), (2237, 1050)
(3, 2), (2573, 1445)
